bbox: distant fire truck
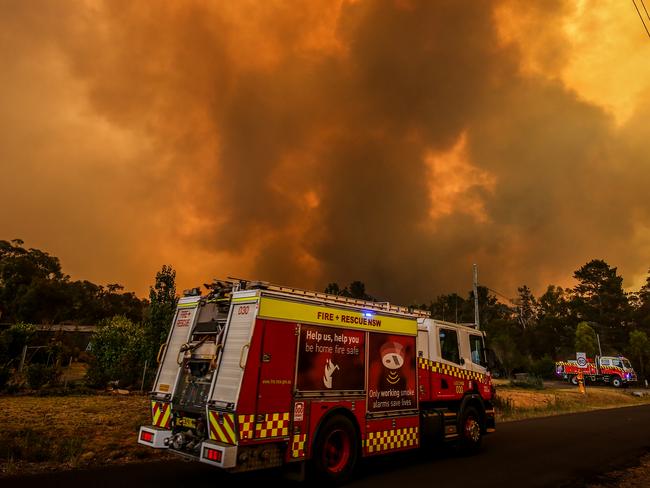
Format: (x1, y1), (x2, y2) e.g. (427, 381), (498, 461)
(555, 356), (637, 388)
(138, 280), (495, 482)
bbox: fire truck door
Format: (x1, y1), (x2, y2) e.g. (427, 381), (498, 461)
(417, 330), (431, 400)
(152, 297), (200, 396)
(255, 320), (298, 419)
(436, 326), (462, 399)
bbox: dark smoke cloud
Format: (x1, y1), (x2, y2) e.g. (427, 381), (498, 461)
(2, 0), (650, 303)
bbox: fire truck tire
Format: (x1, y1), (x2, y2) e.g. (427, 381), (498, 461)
(570, 375), (578, 386)
(458, 406), (482, 454)
(310, 414), (358, 484)
(612, 376), (622, 388)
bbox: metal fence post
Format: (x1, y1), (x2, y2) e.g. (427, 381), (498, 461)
(141, 360), (148, 393)
(19, 344), (27, 372)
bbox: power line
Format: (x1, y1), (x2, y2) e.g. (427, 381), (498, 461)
(633, 0), (650, 39)
(641, 0), (650, 22)
(485, 286), (533, 329)
(485, 286), (515, 304)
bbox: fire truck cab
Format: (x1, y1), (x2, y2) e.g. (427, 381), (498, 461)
(138, 280), (495, 482)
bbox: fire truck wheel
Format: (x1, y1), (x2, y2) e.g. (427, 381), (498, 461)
(458, 406), (482, 454)
(311, 415), (358, 484)
(612, 376), (622, 388)
(570, 375), (578, 386)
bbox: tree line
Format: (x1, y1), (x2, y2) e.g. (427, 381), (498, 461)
(0, 239), (145, 324)
(3, 238), (650, 388)
(0, 239), (177, 390)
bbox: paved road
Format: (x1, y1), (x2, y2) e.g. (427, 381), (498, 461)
(5, 404), (650, 488)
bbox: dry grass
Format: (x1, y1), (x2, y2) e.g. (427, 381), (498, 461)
(495, 385), (650, 422)
(588, 453), (650, 488)
(0, 393), (171, 477)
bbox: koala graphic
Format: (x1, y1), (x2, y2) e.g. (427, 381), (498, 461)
(379, 341), (406, 391)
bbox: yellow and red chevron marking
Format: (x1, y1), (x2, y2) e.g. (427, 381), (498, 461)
(363, 427), (419, 454)
(238, 414), (255, 440)
(557, 361), (628, 377)
(555, 361), (577, 367)
(208, 411), (237, 445)
(255, 412), (290, 439)
(151, 401), (171, 428)
(418, 358), (486, 382)
(556, 361), (597, 374)
(291, 433), (307, 458)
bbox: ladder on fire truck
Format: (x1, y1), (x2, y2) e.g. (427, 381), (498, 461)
(224, 277), (431, 318)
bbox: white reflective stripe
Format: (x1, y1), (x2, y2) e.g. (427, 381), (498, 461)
(232, 297), (259, 303)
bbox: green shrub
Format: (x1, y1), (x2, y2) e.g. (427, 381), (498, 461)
(0, 323), (38, 391)
(26, 363), (60, 389)
(530, 355), (557, 379)
(4, 383), (21, 394)
(26, 363), (48, 389)
(0, 366), (11, 391)
(85, 316), (148, 388)
(0, 323), (36, 367)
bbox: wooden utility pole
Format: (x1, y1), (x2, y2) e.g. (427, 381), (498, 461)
(473, 264), (480, 330)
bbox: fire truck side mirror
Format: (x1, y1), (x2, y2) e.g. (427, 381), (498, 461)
(485, 348), (498, 371)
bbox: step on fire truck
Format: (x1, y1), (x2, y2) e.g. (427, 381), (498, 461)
(555, 356), (637, 388)
(138, 280), (495, 482)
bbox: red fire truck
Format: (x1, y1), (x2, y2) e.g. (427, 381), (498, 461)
(138, 280), (495, 482)
(555, 356), (637, 388)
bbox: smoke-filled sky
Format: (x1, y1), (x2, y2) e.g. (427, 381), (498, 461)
(2, 0), (650, 304)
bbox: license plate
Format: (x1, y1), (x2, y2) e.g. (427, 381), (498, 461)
(176, 416), (197, 428)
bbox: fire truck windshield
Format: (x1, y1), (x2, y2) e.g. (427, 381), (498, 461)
(622, 359), (632, 369)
